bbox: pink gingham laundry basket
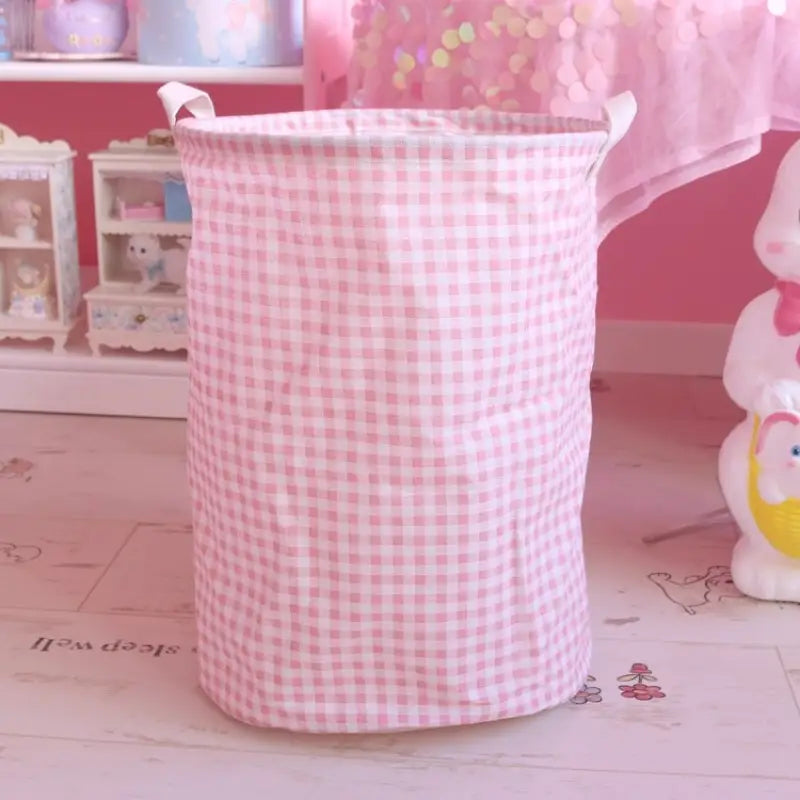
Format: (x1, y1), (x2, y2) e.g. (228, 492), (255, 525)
(158, 82), (636, 734)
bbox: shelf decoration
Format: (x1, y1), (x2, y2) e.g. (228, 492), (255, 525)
(137, 0), (303, 68)
(8, 0), (35, 54)
(85, 130), (192, 356)
(0, 122), (80, 352)
(43, 0), (128, 55)
(0, 1), (11, 60)
(12, 0), (130, 62)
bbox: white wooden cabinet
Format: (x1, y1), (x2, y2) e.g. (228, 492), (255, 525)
(85, 134), (190, 356)
(0, 125), (80, 353)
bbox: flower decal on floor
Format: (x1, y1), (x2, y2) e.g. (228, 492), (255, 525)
(619, 683), (667, 701)
(617, 663), (666, 700)
(617, 662), (666, 701)
(0, 457), (34, 481)
(570, 674), (603, 704)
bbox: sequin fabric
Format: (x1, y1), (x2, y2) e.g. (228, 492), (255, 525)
(348, 0), (799, 237)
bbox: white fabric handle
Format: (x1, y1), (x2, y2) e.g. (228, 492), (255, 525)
(158, 81), (216, 131)
(587, 91), (637, 181)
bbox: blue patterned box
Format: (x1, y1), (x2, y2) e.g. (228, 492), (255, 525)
(164, 178), (192, 222)
(137, 0), (303, 68)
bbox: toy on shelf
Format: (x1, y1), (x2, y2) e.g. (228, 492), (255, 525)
(7, 259), (55, 320)
(719, 139), (800, 602)
(0, 122), (79, 353)
(6, 198), (41, 241)
(42, 0), (129, 57)
(137, 0), (303, 68)
(116, 198), (164, 221)
(127, 232), (188, 294)
(85, 131), (192, 356)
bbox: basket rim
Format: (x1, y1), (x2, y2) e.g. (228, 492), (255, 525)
(173, 106), (611, 146)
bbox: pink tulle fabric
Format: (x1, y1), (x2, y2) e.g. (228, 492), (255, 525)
(347, 0), (800, 239)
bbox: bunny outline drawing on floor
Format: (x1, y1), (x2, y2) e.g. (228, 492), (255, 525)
(647, 565), (744, 615)
(0, 457), (34, 480)
(0, 541), (42, 564)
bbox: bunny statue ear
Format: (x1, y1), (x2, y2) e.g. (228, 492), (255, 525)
(771, 138), (800, 191)
(754, 139), (800, 274)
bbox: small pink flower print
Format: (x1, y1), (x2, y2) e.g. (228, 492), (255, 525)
(570, 674), (603, 705)
(617, 663), (666, 700)
(619, 684), (666, 701)
(571, 685), (602, 704)
(617, 663), (658, 683)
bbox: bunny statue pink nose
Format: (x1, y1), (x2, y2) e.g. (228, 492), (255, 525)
(767, 241), (786, 254)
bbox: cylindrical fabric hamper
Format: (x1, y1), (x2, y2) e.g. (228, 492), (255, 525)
(158, 81), (636, 734)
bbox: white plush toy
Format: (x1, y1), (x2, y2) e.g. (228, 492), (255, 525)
(127, 233), (189, 294)
(719, 139), (800, 601)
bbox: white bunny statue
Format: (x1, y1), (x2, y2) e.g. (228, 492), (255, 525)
(719, 139), (800, 601)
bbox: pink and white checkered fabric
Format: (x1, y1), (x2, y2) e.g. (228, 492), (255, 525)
(173, 107), (608, 733)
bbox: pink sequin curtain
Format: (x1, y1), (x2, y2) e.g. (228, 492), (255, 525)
(349, 0), (629, 115)
(347, 1), (794, 236)
(348, 0), (777, 116)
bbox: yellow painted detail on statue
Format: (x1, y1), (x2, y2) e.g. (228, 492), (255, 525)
(748, 415), (800, 559)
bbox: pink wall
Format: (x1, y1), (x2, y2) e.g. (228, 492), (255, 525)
(598, 130), (796, 324)
(2, 81), (792, 326)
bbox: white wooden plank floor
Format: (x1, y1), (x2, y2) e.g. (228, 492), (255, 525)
(1, 374), (797, 798)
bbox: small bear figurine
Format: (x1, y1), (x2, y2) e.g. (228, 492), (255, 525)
(6, 199), (41, 242)
(7, 261), (55, 320)
(719, 139), (800, 602)
(127, 233), (189, 294)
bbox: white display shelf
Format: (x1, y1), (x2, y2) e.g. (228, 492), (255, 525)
(0, 315), (66, 332)
(100, 219), (193, 236)
(0, 60), (304, 86)
(0, 236), (52, 250)
(85, 282), (184, 301)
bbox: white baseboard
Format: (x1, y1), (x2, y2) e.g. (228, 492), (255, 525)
(595, 320), (732, 377)
(0, 268), (189, 419)
(0, 341), (188, 419)
(0, 319), (730, 420)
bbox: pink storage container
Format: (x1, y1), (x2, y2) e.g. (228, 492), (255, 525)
(158, 81), (635, 734)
